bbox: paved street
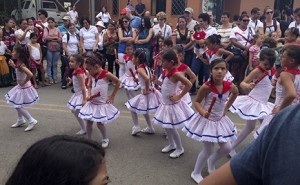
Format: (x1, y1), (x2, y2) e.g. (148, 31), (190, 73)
(0, 83), (254, 185)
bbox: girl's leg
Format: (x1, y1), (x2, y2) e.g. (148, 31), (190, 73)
(126, 89), (140, 135)
(207, 142), (231, 173)
(162, 128), (176, 152)
(169, 128), (184, 158)
(192, 142), (214, 183)
(31, 68), (38, 88)
(141, 113), (155, 134)
(11, 108), (26, 127)
(230, 120), (256, 156)
(17, 107), (37, 131)
(71, 109), (86, 135)
(40, 67), (48, 86)
(97, 122), (109, 148)
(86, 120), (93, 139)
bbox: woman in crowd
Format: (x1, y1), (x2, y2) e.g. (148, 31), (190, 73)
(95, 6), (111, 28)
(217, 12), (233, 49)
(262, 7), (282, 36)
(79, 16), (99, 57)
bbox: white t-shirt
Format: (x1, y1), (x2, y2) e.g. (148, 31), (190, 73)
(28, 43), (41, 60)
(0, 41), (7, 55)
(248, 18), (263, 33)
(15, 29), (31, 45)
(95, 12), (111, 23)
(62, 32), (79, 55)
(97, 29), (106, 51)
(203, 25), (218, 37)
(41, 21), (48, 28)
(80, 26), (98, 50)
(67, 10), (78, 24)
(187, 19), (198, 33)
(230, 26), (254, 48)
(288, 21), (300, 30)
(153, 24), (172, 39)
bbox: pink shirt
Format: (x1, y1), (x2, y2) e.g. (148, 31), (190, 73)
(249, 45), (260, 67)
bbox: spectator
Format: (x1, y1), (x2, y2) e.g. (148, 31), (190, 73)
(144, 11), (153, 26)
(66, 5), (79, 24)
(153, 18), (158, 26)
(58, 16), (71, 36)
(135, 0), (146, 17)
(262, 7), (281, 37)
(95, 21), (106, 68)
(126, 0), (135, 13)
(43, 17), (62, 84)
(288, 8), (300, 30)
(207, 11), (220, 28)
(153, 11), (172, 39)
(232, 14), (240, 27)
(5, 135), (110, 185)
(96, 6), (111, 28)
(217, 12), (233, 49)
(125, 7), (141, 29)
(184, 7), (198, 33)
(37, 9), (48, 28)
(79, 16), (99, 57)
(249, 7), (263, 34)
(15, 19), (32, 47)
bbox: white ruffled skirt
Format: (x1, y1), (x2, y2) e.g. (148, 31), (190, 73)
(5, 84), (39, 108)
(67, 92), (84, 111)
(253, 114), (274, 139)
(119, 75), (140, 90)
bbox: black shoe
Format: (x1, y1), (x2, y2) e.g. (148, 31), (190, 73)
(71, 88), (75, 93)
(61, 85), (67, 89)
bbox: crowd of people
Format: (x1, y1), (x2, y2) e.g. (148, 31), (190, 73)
(2, 1), (300, 184)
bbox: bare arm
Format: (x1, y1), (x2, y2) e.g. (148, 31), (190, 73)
(18, 65), (33, 86)
(277, 72), (297, 112)
(169, 73), (192, 102)
(137, 68), (150, 94)
(194, 85), (211, 118)
(106, 72), (120, 103)
(218, 48), (233, 63)
(224, 84), (238, 115)
(240, 68), (261, 89)
(185, 67), (196, 84)
(77, 74), (87, 105)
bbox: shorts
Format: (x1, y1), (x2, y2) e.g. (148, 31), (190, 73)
(29, 58), (43, 69)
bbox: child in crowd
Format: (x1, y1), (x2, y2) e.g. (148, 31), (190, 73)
(5, 45), (39, 132)
(192, 24), (207, 59)
(153, 36), (164, 77)
(79, 55), (120, 149)
(67, 54), (87, 135)
(126, 49), (162, 135)
(248, 33), (264, 71)
(183, 58), (238, 183)
(229, 48), (276, 156)
(284, 27), (300, 45)
(28, 33), (48, 88)
(153, 49), (194, 158)
(0, 36), (11, 86)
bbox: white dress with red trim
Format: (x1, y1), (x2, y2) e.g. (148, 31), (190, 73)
(79, 70), (120, 123)
(5, 66), (39, 108)
(176, 63), (192, 106)
(254, 69), (300, 138)
(67, 69), (87, 111)
(125, 65), (162, 114)
(229, 66), (274, 120)
(182, 81), (237, 143)
(119, 55), (140, 90)
(206, 48), (234, 82)
(153, 68), (195, 129)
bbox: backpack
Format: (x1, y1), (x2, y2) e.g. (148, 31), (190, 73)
(61, 32), (80, 55)
(263, 19), (277, 33)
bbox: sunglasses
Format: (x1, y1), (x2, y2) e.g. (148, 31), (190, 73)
(242, 19), (250, 22)
(123, 20), (128, 23)
(266, 11), (273, 14)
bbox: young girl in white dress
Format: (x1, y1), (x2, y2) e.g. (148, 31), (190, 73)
(125, 48), (161, 135)
(153, 49), (194, 158)
(67, 54), (87, 135)
(79, 55), (120, 148)
(229, 48), (276, 156)
(5, 45), (39, 132)
(255, 45), (300, 138)
(183, 58), (238, 183)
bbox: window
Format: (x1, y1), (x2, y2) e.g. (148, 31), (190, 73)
(23, 1), (31, 9)
(151, 0), (166, 16)
(171, 0), (186, 16)
(202, 0), (224, 24)
(112, 0), (118, 15)
(43, 2), (57, 10)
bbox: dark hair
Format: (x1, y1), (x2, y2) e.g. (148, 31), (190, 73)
(285, 27), (300, 38)
(80, 16), (91, 26)
(194, 24), (201, 32)
(172, 45), (184, 55)
(134, 48), (147, 64)
(102, 6), (107, 13)
(47, 17), (55, 23)
(262, 37), (277, 49)
(120, 16), (130, 31)
(163, 38), (173, 47)
(259, 48), (276, 69)
(241, 11), (248, 16)
(13, 45), (29, 67)
(71, 54), (84, 67)
(162, 48), (178, 65)
(125, 43), (134, 49)
(206, 34), (221, 45)
(5, 135), (105, 185)
(85, 54), (104, 66)
(209, 58), (227, 85)
(282, 45), (300, 65)
(294, 7), (300, 16)
(198, 13), (211, 24)
(107, 20), (116, 27)
(141, 16), (151, 30)
(38, 9), (48, 18)
(239, 14), (249, 21)
(29, 32), (38, 39)
(251, 7), (260, 14)
(233, 15), (240, 21)
(18, 19), (26, 26)
(26, 17), (34, 22)
(66, 23), (76, 29)
(222, 12), (230, 18)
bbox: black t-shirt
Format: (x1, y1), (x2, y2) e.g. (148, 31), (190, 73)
(135, 3), (145, 14)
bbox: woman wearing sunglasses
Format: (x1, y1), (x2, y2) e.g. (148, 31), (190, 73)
(263, 7), (282, 37)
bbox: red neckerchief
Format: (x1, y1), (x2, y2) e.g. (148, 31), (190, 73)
(92, 70), (108, 79)
(72, 68), (85, 75)
(123, 54), (133, 64)
(162, 68), (178, 79)
(285, 69), (300, 75)
(205, 80), (232, 99)
(177, 63), (188, 72)
(138, 64), (146, 69)
(206, 48), (219, 59)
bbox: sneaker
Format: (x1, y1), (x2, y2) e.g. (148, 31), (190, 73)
(101, 139), (109, 149)
(11, 119), (26, 128)
(141, 126), (155, 134)
(169, 148), (184, 158)
(75, 130), (86, 136)
(191, 172), (203, 183)
(24, 119), (38, 132)
(131, 126), (141, 136)
(161, 145), (176, 153)
(61, 85), (67, 89)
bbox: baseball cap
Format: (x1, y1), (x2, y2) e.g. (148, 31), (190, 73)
(62, 16), (71, 20)
(121, 8), (127, 15)
(153, 18), (158, 23)
(184, 7), (193, 14)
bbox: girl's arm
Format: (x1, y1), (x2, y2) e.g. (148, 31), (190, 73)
(194, 84), (211, 118)
(170, 73), (192, 102)
(185, 67), (196, 84)
(38, 44), (42, 63)
(106, 72), (120, 103)
(240, 68), (261, 89)
(153, 73), (163, 86)
(131, 28), (137, 43)
(136, 28), (154, 44)
(77, 74), (87, 105)
(276, 72), (297, 112)
(248, 51), (254, 71)
(137, 68), (150, 94)
(224, 84), (239, 115)
(87, 75), (92, 98)
(57, 29), (62, 41)
(19, 65), (33, 86)
(28, 45), (35, 61)
(219, 48), (234, 63)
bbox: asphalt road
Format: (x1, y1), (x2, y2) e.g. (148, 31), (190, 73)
(0, 82), (255, 185)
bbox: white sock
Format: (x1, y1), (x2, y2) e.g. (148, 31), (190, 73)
(207, 142), (231, 173)
(72, 109), (86, 131)
(193, 142), (214, 176)
(143, 114), (152, 128)
(86, 121), (93, 139)
(17, 108), (34, 122)
(165, 128), (175, 147)
(231, 120), (256, 150)
(97, 123), (108, 140)
(170, 129), (184, 151)
(16, 108), (25, 121)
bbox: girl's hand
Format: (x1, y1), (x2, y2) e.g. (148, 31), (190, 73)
(35, 60), (41, 65)
(107, 95), (115, 104)
(19, 80), (26, 86)
(92, 47), (97, 53)
(8, 59), (15, 67)
(202, 110), (210, 118)
(249, 66), (253, 71)
(247, 82), (255, 90)
(133, 78), (139, 84)
(272, 107), (280, 114)
(272, 78), (277, 86)
(115, 59), (121, 64)
(67, 77), (72, 86)
(169, 95), (180, 102)
(142, 89), (150, 95)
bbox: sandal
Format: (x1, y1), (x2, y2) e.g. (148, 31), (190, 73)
(49, 80), (54, 84)
(53, 80), (58, 84)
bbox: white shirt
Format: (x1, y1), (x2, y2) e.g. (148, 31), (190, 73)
(153, 24), (172, 39)
(62, 32), (79, 55)
(80, 26), (98, 50)
(217, 26), (232, 43)
(248, 18), (263, 33)
(187, 19), (198, 33)
(67, 10), (78, 24)
(288, 21), (300, 30)
(203, 25), (218, 37)
(230, 26), (254, 47)
(97, 29), (106, 51)
(0, 41), (7, 55)
(28, 43), (41, 60)
(41, 21), (48, 28)
(95, 12), (111, 23)
(15, 29), (31, 45)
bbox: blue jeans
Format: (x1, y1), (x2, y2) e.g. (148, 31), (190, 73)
(46, 50), (60, 81)
(190, 53), (209, 92)
(184, 49), (194, 68)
